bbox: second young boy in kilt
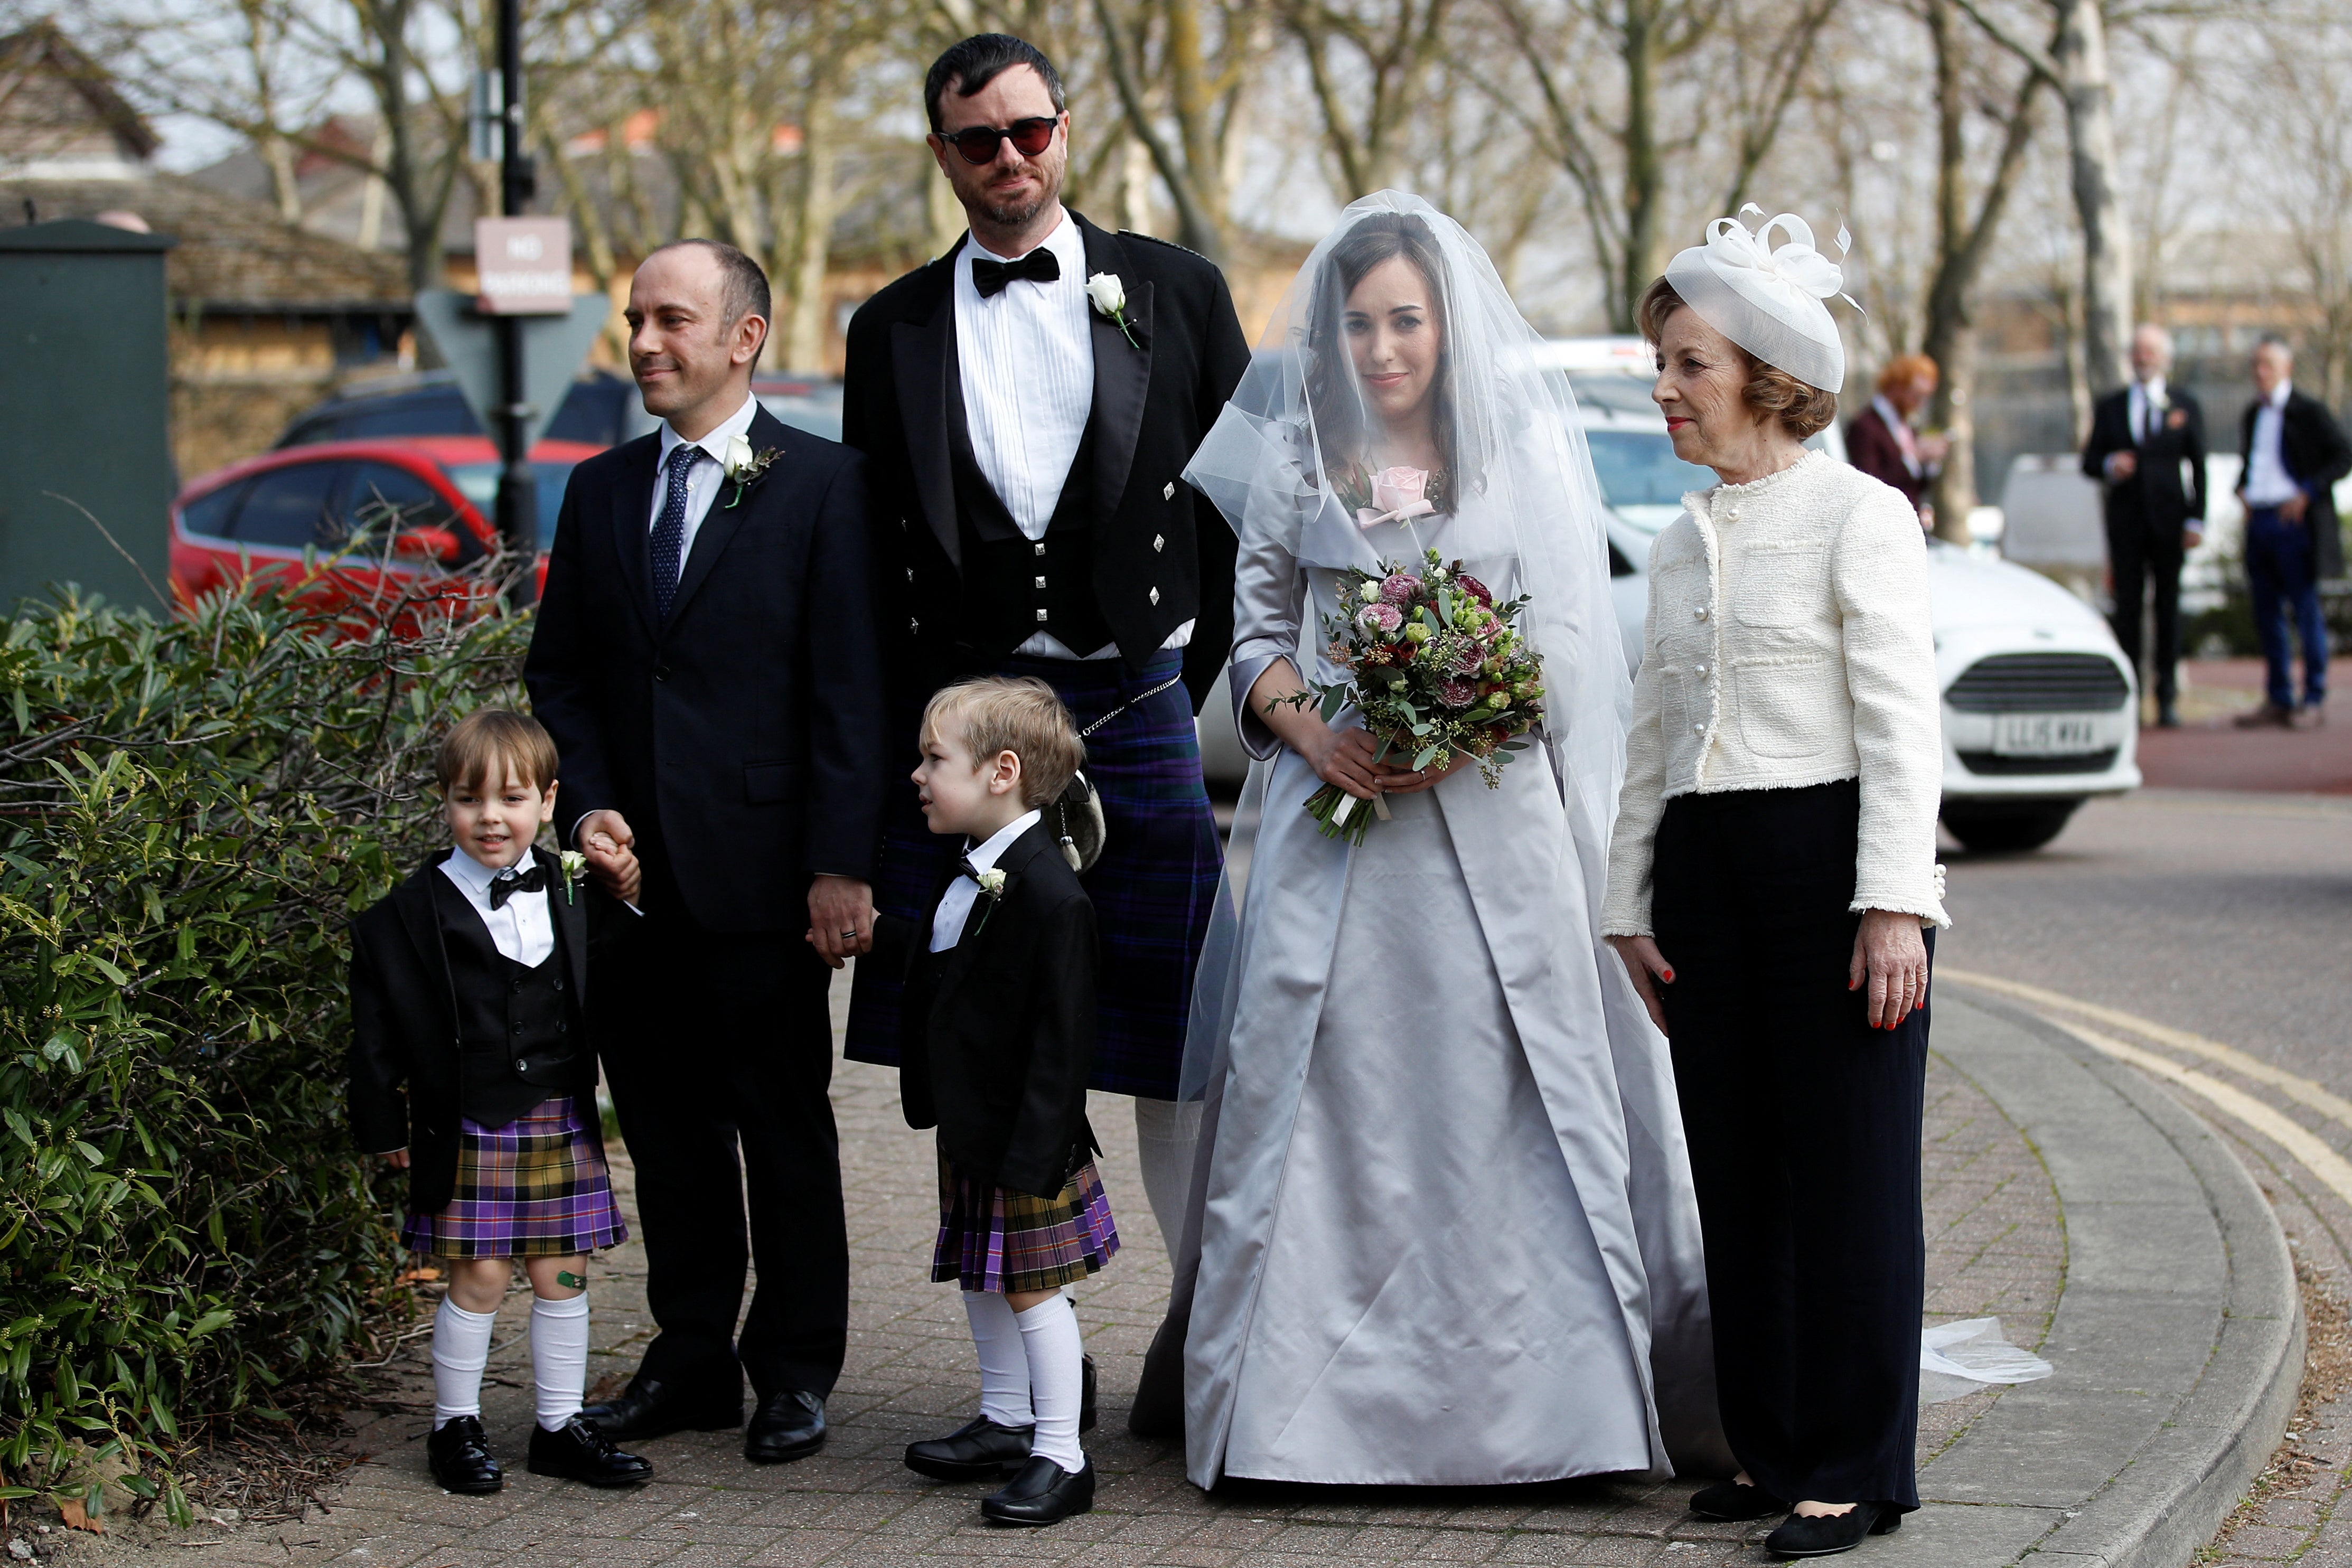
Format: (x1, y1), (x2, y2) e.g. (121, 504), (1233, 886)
(859, 678), (1116, 1526)
(348, 710), (649, 1495)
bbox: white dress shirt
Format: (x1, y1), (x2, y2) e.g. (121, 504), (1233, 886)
(649, 391), (762, 562)
(2244, 380), (2301, 508)
(438, 848), (556, 968)
(2129, 375), (2169, 444)
(930, 810), (1042, 953)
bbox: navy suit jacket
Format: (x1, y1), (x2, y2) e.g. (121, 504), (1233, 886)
(524, 405), (890, 933)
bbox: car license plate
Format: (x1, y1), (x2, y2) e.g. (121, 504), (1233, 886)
(1992, 713), (2103, 756)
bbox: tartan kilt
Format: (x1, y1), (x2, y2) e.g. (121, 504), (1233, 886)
(847, 648), (1223, 1098)
(933, 1150), (1120, 1295)
(400, 1094), (628, 1259)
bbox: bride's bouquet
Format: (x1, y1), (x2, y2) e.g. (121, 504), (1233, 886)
(1277, 546), (1546, 844)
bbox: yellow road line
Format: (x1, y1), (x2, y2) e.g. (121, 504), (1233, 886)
(1942, 967), (2352, 1134)
(2046, 1019), (2352, 1213)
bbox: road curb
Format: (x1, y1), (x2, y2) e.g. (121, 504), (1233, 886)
(1903, 988), (2303, 1567)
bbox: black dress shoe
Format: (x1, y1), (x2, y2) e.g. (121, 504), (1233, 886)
(2157, 702), (2181, 728)
(980, 1454), (1095, 1526)
(425, 1415), (503, 1495)
(745, 1389), (826, 1464)
(1690, 1478), (1789, 1520)
(905, 1416), (1034, 1481)
(1080, 1353), (1098, 1433)
(1765, 1501), (1901, 1557)
(579, 1375), (743, 1441)
(526, 1415), (654, 1487)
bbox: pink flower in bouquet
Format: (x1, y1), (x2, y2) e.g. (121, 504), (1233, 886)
(1356, 602), (1404, 635)
(1378, 572), (1421, 608)
(1356, 466), (1438, 530)
(1447, 641), (1484, 675)
(1457, 573), (1494, 607)
(1438, 677), (1477, 708)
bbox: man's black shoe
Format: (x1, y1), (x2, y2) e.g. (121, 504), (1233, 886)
(1690, 1478), (1789, 1520)
(526, 1415), (654, 1487)
(745, 1389), (827, 1464)
(980, 1454), (1095, 1526)
(425, 1415), (503, 1495)
(1764, 1501), (1901, 1557)
(2157, 701), (2181, 728)
(1080, 1353), (1098, 1433)
(905, 1416), (1034, 1481)
(579, 1375), (743, 1442)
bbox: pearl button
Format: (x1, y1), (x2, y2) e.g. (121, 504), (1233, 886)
(1694, 663), (1707, 675)
(1694, 606), (1709, 621)
(1691, 721), (1706, 735)
(1726, 507), (1740, 521)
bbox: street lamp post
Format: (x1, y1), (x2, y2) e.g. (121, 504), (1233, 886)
(494, 0), (537, 606)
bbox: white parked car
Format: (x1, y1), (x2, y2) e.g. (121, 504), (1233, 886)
(1196, 352), (2140, 853)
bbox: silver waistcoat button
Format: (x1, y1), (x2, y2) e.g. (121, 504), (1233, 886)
(1163, 482), (1176, 500)
(1034, 575), (1047, 589)
(1036, 608), (1050, 622)
(1034, 541), (1047, 556)
(1149, 587), (1160, 606)
(1152, 534), (1165, 552)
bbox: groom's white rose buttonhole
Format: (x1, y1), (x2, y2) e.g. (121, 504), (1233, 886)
(721, 433), (783, 510)
(1086, 272), (1142, 350)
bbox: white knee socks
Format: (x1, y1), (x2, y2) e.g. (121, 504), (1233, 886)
(1134, 1096), (1204, 1256)
(530, 1292), (590, 1431)
(963, 1290), (1035, 1428)
(1014, 1294), (1087, 1474)
(430, 1297), (497, 1429)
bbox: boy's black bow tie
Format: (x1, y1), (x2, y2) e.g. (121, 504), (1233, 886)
(488, 863), (548, 909)
(972, 248), (1060, 297)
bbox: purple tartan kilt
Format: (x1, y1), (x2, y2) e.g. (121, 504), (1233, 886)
(933, 1152), (1120, 1294)
(846, 649), (1223, 1099)
(400, 1094), (629, 1260)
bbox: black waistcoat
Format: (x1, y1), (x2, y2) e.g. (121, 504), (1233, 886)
(947, 337), (1113, 660)
(430, 874), (585, 1129)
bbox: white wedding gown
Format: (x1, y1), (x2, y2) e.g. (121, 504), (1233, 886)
(1180, 486), (1726, 1488)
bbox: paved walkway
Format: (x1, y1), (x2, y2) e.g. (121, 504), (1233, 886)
(53, 988), (2292, 1568)
(2142, 658), (2351, 794)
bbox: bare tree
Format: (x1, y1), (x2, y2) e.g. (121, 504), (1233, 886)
(1093, 0), (1269, 259)
(2231, 18), (2352, 408)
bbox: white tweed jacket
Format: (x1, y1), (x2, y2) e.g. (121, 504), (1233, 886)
(1601, 450), (1951, 936)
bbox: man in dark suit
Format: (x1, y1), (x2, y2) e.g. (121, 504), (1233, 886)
(839, 34), (1250, 1262)
(524, 239), (888, 1463)
(2234, 337), (2350, 728)
(2082, 323), (2207, 727)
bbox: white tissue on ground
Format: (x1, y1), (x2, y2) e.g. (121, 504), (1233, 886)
(1920, 1317), (2053, 1405)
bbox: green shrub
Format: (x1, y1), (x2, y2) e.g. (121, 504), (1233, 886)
(0, 576), (530, 1523)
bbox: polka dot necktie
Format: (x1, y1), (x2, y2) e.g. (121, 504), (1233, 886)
(650, 442), (701, 619)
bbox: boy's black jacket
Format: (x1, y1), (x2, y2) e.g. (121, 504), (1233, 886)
(346, 846), (606, 1214)
(882, 822), (1099, 1198)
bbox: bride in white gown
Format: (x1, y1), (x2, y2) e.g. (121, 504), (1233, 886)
(1173, 192), (1726, 1488)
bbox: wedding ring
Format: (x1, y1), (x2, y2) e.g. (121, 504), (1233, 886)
(839, 929), (857, 940)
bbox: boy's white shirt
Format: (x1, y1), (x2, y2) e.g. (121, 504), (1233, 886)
(929, 809), (1043, 954)
(438, 847), (556, 968)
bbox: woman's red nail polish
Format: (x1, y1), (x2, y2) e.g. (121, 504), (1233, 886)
(1661, 969), (1675, 982)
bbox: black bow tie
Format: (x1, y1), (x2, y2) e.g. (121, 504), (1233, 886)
(488, 863), (548, 909)
(972, 248), (1061, 298)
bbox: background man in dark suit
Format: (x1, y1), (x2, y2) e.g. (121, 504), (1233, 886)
(2082, 323), (2207, 727)
(2235, 337), (2351, 728)
(839, 34), (1250, 1262)
(524, 239), (887, 1464)
(1846, 352), (1948, 527)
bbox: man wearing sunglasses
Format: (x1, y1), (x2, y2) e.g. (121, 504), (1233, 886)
(841, 30), (1249, 1359)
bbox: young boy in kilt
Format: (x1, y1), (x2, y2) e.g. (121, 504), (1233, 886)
(347, 709), (652, 1495)
(874, 677), (1117, 1526)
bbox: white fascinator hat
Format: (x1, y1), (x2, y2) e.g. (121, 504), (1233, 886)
(1663, 204), (1857, 394)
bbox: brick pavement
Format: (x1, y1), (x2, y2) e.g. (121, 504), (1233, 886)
(56, 986), (2063, 1568)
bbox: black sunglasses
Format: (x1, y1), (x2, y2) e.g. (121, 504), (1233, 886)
(935, 116), (1058, 165)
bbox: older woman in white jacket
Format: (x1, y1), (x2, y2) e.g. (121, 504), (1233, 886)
(1604, 211), (1950, 1561)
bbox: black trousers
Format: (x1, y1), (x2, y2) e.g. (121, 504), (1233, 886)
(2106, 520), (2185, 706)
(1651, 779), (1929, 1510)
(595, 858), (847, 1401)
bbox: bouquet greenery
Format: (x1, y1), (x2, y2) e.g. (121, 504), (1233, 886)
(1277, 547), (1546, 844)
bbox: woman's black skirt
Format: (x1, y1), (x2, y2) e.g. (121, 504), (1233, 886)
(1651, 776), (1931, 1511)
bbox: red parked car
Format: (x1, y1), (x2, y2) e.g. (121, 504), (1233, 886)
(168, 437), (596, 615)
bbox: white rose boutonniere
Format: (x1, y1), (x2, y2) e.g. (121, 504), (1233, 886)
(721, 437), (781, 510)
(558, 849), (587, 905)
(976, 868), (1008, 899)
(1086, 272), (1142, 350)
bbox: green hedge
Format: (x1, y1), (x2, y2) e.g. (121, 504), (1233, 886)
(0, 579), (529, 1522)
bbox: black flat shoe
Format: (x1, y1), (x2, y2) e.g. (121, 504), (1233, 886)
(1765, 1501), (1901, 1557)
(425, 1415), (503, 1495)
(745, 1389), (826, 1464)
(905, 1415), (1034, 1481)
(980, 1454), (1095, 1526)
(580, 1375), (743, 1441)
(1690, 1478), (1789, 1520)
(526, 1415), (653, 1487)
(1080, 1352), (1097, 1433)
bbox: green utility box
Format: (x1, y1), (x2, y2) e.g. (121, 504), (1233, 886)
(0, 219), (176, 614)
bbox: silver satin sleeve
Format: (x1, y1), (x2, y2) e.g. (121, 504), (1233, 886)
(1227, 529), (1310, 762)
